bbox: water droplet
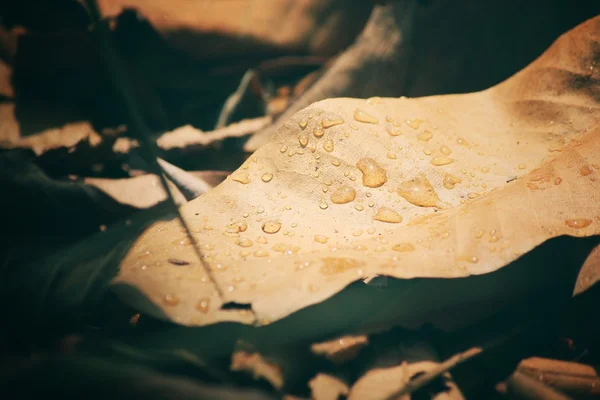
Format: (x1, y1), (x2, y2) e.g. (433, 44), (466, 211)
(518, 163), (526, 170)
(322, 118), (344, 129)
(323, 138), (334, 152)
(456, 137), (470, 147)
(313, 128), (324, 138)
(254, 249), (270, 257)
(373, 207), (403, 223)
(352, 229), (363, 237)
(467, 256), (479, 263)
(387, 127), (402, 136)
(580, 165), (592, 176)
(331, 159), (341, 166)
(405, 119), (423, 129)
(196, 298), (210, 313)
(443, 173), (462, 189)
(236, 238), (253, 247)
(261, 173), (273, 182)
(272, 243), (300, 254)
(467, 192), (479, 199)
(262, 221), (281, 234)
(354, 204), (364, 211)
(386, 152), (397, 159)
(357, 158), (388, 188)
(386, 116), (394, 122)
(481, 166), (490, 173)
(367, 227), (376, 234)
(565, 219), (592, 229)
(423, 149), (432, 155)
(489, 235), (500, 243)
(554, 177), (562, 185)
(440, 145), (452, 155)
(298, 134), (309, 147)
(397, 174), (443, 207)
(164, 294), (179, 306)
(319, 202), (329, 209)
(239, 250), (250, 257)
(227, 220), (248, 234)
(314, 235), (329, 244)
(474, 229), (484, 239)
(354, 109), (379, 124)
(417, 131), (433, 141)
(232, 172), (250, 184)
(330, 185), (357, 204)
(172, 237), (193, 245)
(392, 243), (415, 252)
(430, 156), (454, 166)
(299, 119), (308, 129)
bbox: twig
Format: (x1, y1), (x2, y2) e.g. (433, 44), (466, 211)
(82, 0), (225, 301)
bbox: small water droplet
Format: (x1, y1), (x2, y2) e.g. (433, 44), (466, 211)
(474, 229), (484, 239)
(423, 148), (432, 155)
(331, 159), (341, 166)
(254, 249), (270, 257)
(440, 145), (452, 155)
(354, 204), (364, 211)
(367, 227), (376, 234)
(565, 219), (592, 229)
(172, 237), (193, 245)
(554, 177), (562, 185)
(467, 255), (479, 263)
(430, 156), (454, 166)
(443, 173), (462, 189)
(467, 192), (479, 199)
(322, 117), (344, 129)
(398, 174), (443, 207)
(232, 172), (251, 184)
(518, 163), (526, 170)
(352, 229), (363, 237)
(323, 138), (334, 152)
(387, 127), (402, 136)
(357, 158), (388, 188)
(405, 119), (423, 129)
(319, 202), (329, 210)
(456, 137), (470, 147)
(227, 220), (248, 234)
(417, 131), (433, 141)
(299, 119), (308, 129)
(373, 207), (403, 223)
(386, 152), (397, 159)
(164, 294), (180, 306)
(314, 235), (329, 244)
(313, 128), (324, 138)
(354, 109), (379, 124)
(392, 243), (415, 252)
(386, 116), (394, 122)
(262, 221), (281, 234)
(196, 298), (210, 313)
(236, 238), (253, 247)
(330, 185), (357, 204)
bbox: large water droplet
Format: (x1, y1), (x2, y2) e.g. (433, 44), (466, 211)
(354, 109), (379, 124)
(313, 128), (324, 138)
(262, 221), (282, 234)
(298, 134), (309, 147)
(261, 173), (273, 182)
(314, 235), (329, 244)
(196, 298), (210, 313)
(323, 138), (334, 152)
(430, 156), (454, 166)
(357, 158), (387, 188)
(232, 172), (250, 184)
(373, 207), (403, 223)
(254, 249), (270, 257)
(299, 119), (308, 130)
(417, 131), (433, 141)
(398, 174), (443, 207)
(330, 185), (357, 204)
(565, 219), (592, 229)
(322, 118), (344, 129)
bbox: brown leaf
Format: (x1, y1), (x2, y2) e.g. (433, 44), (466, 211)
(311, 335), (369, 364)
(230, 350), (284, 390)
(309, 373), (349, 400)
(114, 17), (600, 326)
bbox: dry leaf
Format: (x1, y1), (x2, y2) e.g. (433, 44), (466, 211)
(230, 350), (284, 390)
(311, 335), (369, 364)
(309, 373), (349, 400)
(114, 17), (600, 326)
(97, 0), (372, 57)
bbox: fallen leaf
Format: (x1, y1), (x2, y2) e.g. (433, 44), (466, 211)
(311, 335), (369, 364)
(114, 17), (600, 327)
(97, 0), (372, 58)
(309, 373), (349, 400)
(231, 350), (284, 390)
